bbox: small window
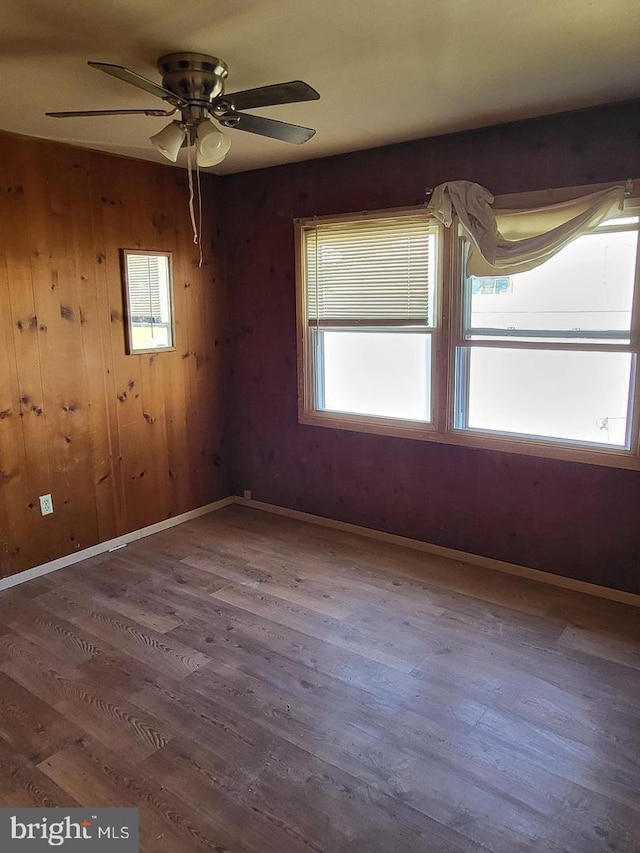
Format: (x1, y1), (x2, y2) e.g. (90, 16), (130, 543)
(121, 250), (175, 354)
(297, 211), (440, 430)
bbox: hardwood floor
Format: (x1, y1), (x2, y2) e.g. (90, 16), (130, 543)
(0, 505), (639, 852)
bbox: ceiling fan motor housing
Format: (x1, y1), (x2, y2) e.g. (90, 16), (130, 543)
(157, 53), (229, 109)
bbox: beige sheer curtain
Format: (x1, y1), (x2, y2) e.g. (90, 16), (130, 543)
(426, 180), (626, 276)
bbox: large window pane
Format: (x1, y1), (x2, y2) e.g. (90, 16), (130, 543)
(467, 230), (637, 336)
(321, 331), (431, 421)
(463, 347), (633, 446)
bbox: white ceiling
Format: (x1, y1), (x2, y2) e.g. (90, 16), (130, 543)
(2, 0), (640, 175)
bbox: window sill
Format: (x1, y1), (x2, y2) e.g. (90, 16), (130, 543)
(299, 409), (640, 471)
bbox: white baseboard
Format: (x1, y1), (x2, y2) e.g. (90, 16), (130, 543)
(235, 497), (640, 608)
(0, 497), (235, 593)
(3, 493), (638, 609)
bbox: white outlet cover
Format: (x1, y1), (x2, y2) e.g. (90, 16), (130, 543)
(39, 494), (54, 516)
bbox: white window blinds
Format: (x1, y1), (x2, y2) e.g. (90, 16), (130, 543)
(127, 254), (163, 321)
(304, 214), (437, 325)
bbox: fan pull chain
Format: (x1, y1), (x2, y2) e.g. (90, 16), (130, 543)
(186, 144), (204, 268)
(196, 158), (204, 269)
(186, 145), (197, 241)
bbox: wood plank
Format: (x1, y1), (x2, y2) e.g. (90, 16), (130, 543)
(0, 140), (54, 572)
(0, 671), (80, 763)
(0, 739), (78, 808)
(209, 583), (436, 672)
(0, 255), (31, 576)
(26, 143), (100, 559)
(38, 736), (231, 853)
(37, 585), (211, 680)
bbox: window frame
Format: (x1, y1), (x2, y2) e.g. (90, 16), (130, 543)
(295, 186), (640, 471)
(295, 207), (445, 438)
(120, 249), (175, 355)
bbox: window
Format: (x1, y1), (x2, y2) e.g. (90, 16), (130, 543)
(297, 212), (440, 428)
(121, 250), (175, 354)
(296, 194), (640, 469)
(456, 217), (639, 448)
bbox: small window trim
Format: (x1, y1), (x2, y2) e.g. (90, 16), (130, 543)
(121, 249), (176, 355)
(295, 187), (640, 471)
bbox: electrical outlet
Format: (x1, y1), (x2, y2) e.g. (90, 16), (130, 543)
(243, 489), (252, 500)
(39, 494), (54, 516)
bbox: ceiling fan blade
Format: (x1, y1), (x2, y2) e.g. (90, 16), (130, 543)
(46, 108), (175, 118)
(88, 61), (187, 107)
(219, 111), (315, 144)
(220, 80), (320, 112)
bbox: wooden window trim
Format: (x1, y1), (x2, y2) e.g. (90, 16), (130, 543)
(295, 188), (640, 471)
(120, 249), (176, 355)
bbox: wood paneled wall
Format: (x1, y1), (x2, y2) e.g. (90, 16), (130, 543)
(0, 133), (229, 578)
(223, 100), (640, 595)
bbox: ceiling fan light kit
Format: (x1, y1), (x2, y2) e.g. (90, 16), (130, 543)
(46, 51), (320, 167)
(194, 120), (231, 167)
(149, 117), (229, 167)
(149, 120), (186, 162)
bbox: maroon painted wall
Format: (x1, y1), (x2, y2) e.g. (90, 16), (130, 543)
(221, 101), (640, 594)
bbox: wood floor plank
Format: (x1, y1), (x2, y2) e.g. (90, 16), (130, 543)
(36, 586), (211, 680)
(187, 659), (572, 852)
(0, 598), (105, 665)
(54, 684), (174, 763)
(0, 504), (638, 852)
(475, 707), (640, 808)
(410, 639), (640, 773)
(131, 663), (383, 794)
(58, 574), (185, 634)
(170, 606), (488, 733)
(558, 622), (640, 670)
(209, 584), (431, 672)
(393, 708), (639, 852)
(213, 509), (562, 618)
(129, 670), (285, 777)
(0, 671), (81, 763)
(38, 736), (246, 853)
(0, 629), (85, 707)
(142, 737), (346, 853)
(0, 739), (79, 809)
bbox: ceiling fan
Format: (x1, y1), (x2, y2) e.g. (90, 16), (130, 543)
(46, 52), (320, 167)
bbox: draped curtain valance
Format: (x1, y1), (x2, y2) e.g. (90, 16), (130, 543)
(426, 180), (626, 277)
